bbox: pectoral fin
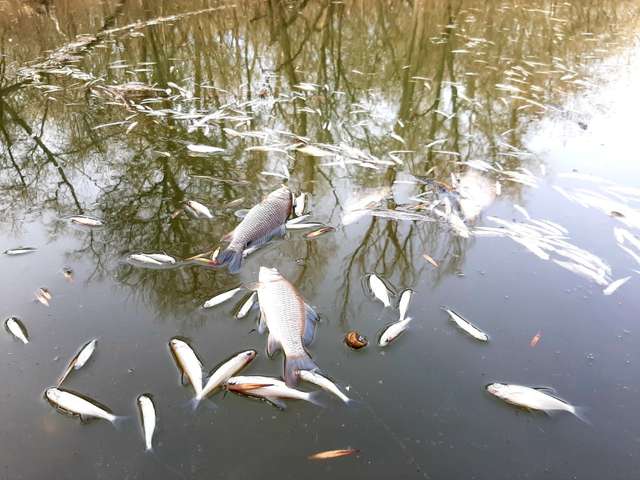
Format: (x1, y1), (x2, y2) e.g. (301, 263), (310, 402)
(266, 333), (282, 358)
(257, 309), (267, 335)
(266, 397), (287, 410)
(302, 303), (319, 346)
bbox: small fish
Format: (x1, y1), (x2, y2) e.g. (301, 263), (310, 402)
(195, 350), (257, 406)
(3, 247), (37, 256)
(368, 274), (391, 307)
(378, 318), (412, 347)
(225, 197), (245, 208)
(296, 145), (334, 157)
(137, 394), (156, 451)
(308, 448), (359, 460)
(530, 331), (542, 347)
(304, 226), (335, 239)
(235, 292), (257, 319)
(185, 200), (214, 219)
(144, 253), (176, 264)
(5, 317), (28, 344)
(603, 276), (631, 296)
(286, 222), (325, 230)
(422, 254), (439, 267)
(169, 338), (203, 397)
(187, 144), (225, 154)
(203, 287), (243, 309)
(58, 339), (98, 386)
(299, 370), (351, 404)
(294, 193), (307, 216)
(62, 266), (74, 282)
(35, 288), (52, 307)
(45, 388), (121, 424)
(443, 308), (488, 342)
(486, 383), (582, 418)
(397, 289), (413, 322)
(69, 215), (103, 227)
(345, 331), (368, 349)
(128, 254), (163, 266)
(226, 375), (323, 409)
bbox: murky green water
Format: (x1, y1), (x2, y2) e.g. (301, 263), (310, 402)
(1, 1), (640, 478)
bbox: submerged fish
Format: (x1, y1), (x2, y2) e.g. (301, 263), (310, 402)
(62, 266), (74, 282)
(226, 375), (322, 409)
(443, 308), (489, 341)
(169, 338), (203, 397)
(69, 215), (103, 227)
(144, 253), (176, 264)
(235, 292), (257, 319)
(186, 200), (214, 219)
(58, 339), (98, 386)
(195, 350), (257, 406)
(397, 289), (413, 322)
(3, 247), (37, 256)
(215, 187), (292, 273)
(308, 448), (359, 460)
(368, 274), (391, 307)
(203, 287), (242, 309)
(422, 254), (439, 268)
(256, 267), (320, 386)
(35, 288), (52, 307)
(486, 383), (582, 418)
(5, 317), (28, 344)
(137, 394), (156, 451)
(45, 388), (121, 424)
(299, 370), (351, 404)
(304, 226), (335, 239)
(378, 318), (412, 347)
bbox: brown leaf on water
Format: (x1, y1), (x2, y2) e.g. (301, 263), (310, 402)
(308, 448), (359, 460)
(423, 254), (439, 267)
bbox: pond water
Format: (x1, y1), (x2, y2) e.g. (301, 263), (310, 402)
(1, 1), (640, 478)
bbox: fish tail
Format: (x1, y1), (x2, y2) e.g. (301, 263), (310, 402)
(284, 353), (319, 387)
(215, 247), (243, 273)
(111, 415), (129, 430)
(307, 391), (328, 408)
(571, 406), (591, 425)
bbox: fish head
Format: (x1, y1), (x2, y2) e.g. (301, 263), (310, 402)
(169, 338), (188, 353)
(242, 350), (258, 362)
(45, 388), (62, 403)
(259, 266), (282, 283)
(486, 383), (508, 398)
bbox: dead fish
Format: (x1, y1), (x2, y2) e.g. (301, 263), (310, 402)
(185, 200), (214, 219)
(378, 318), (412, 347)
(256, 267), (320, 386)
(5, 317), (28, 344)
(308, 448), (359, 460)
(35, 288), (52, 307)
(215, 187), (292, 274)
(58, 339), (98, 386)
(203, 287), (243, 309)
(443, 308), (489, 342)
(226, 375), (323, 409)
(144, 253), (176, 264)
(296, 145), (334, 157)
(169, 338), (203, 398)
(128, 254), (163, 266)
(3, 247), (37, 256)
(299, 370), (351, 404)
(304, 226), (335, 239)
(62, 267), (74, 282)
(368, 274), (391, 307)
(286, 222), (325, 230)
(294, 193), (308, 216)
(137, 394), (156, 451)
(422, 254), (439, 267)
(45, 388), (122, 424)
(603, 276), (631, 296)
(397, 289), (413, 322)
(224, 197), (245, 208)
(69, 215), (103, 227)
(235, 292), (257, 319)
(530, 331), (542, 348)
(345, 331), (368, 349)
(187, 144), (225, 154)
(194, 350), (257, 407)
(486, 383), (584, 419)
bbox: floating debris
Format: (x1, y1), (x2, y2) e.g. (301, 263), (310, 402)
(203, 287), (243, 309)
(345, 331), (368, 350)
(443, 308), (489, 342)
(304, 226), (335, 239)
(308, 449), (359, 460)
(422, 254), (439, 268)
(3, 247), (37, 256)
(5, 317), (28, 344)
(137, 394), (156, 452)
(530, 331), (542, 348)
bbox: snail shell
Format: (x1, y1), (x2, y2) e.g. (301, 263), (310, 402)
(345, 330), (368, 349)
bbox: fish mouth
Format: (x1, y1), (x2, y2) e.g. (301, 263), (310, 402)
(258, 266), (281, 281)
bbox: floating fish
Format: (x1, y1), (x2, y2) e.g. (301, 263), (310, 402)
(137, 394), (156, 451)
(5, 317), (28, 344)
(256, 267), (320, 386)
(304, 226), (335, 239)
(3, 247), (37, 256)
(128, 254), (163, 266)
(422, 254), (439, 268)
(235, 292), (257, 319)
(294, 193), (307, 216)
(530, 331), (542, 348)
(216, 187), (292, 273)
(486, 383), (583, 419)
(308, 448), (359, 460)
(397, 289), (413, 322)
(299, 370), (351, 404)
(144, 253), (176, 264)
(69, 215), (103, 227)
(169, 338), (203, 398)
(203, 287), (243, 309)
(62, 266), (74, 282)
(45, 388), (121, 424)
(286, 222), (325, 230)
(195, 350), (257, 407)
(344, 331), (368, 349)
(603, 276), (631, 296)
(443, 308), (488, 341)
(58, 339), (98, 386)
(185, 200), (214, 219)
(226, 375), (322, 409)
(368, 274), (391, 307)
(378, 318), (412, 347)
(187, 144), (225, 154)
(296, 145), (334, 157)
(35, 288), (52, 307)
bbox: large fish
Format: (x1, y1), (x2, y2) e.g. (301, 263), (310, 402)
(486, 383), (584, 420)
(256, 267), (320, 386)
(216, 187), (292, 273)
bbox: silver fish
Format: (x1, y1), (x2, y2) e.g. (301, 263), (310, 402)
(285, 222), (325, 230)
(5, 317), (28, 344)
(257, 267), (319, 386)
(58, 339), (98, 386)
(128, 254), (163, 266)
(216, 187), (292, 273)
(235, 292), (257, 319)
(226, 375), (322, 409)
(443, 308), (489, 341)
(169, 338), (203, 397)
(3, 247), (37, 256)
(397, 289), (413, 321)
(378, 318), (412, 346)
(486, 383), (582, 418)
(145, 253), (176, 264)
(186, 200), (214, 219)
(299, 370), (351, 404)
(603, 276), (631, 296)
(45, 388), (120, 424)
(203, 287), (242, 308)
(69, 215), (103, 227)
(368, 274), (391, 307)
(195, 350), (257, 405)
(137, 394), (156, 451)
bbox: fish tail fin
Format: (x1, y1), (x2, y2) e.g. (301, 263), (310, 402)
(307, 391), (328, 408)
(215, 247), (243, 273)
(183, 397), (217, 413)
(284, 353), (319, 387)
(111, 415), (129, 430)
(571, 406), (591, 426)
